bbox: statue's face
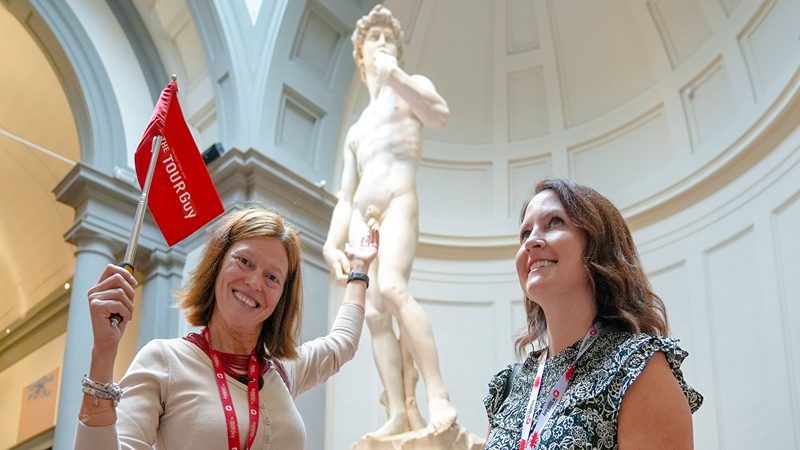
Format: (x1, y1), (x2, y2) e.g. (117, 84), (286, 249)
(362, 25), (398, 66)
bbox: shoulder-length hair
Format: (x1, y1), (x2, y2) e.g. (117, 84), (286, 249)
(515, 178), (668, 355)
(177, 204), (303, 360)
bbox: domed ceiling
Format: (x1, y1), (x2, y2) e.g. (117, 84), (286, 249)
(338, 0), (800, 247)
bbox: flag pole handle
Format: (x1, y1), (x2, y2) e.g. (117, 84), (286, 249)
(110, 135), (163, 328)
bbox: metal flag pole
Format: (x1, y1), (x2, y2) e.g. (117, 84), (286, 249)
(109, 134), (162, 327)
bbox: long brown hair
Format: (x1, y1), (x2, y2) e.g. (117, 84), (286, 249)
(515, 179), (668, 355)
(178, 204), (303, 360)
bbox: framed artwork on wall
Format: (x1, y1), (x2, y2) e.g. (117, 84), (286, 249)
(17, 367), (60, 443)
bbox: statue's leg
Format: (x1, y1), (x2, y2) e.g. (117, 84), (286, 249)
(398, 331), (426, 430)
(355, 218), (410, 437)
(378, 197), (458, 432)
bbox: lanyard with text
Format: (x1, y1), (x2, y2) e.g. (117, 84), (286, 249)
(519, 322), (602, 450)
(203, 328), (260, 450)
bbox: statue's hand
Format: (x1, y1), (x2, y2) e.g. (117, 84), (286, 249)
(374, 50), (398, 85)
(324, 246), (350, 283)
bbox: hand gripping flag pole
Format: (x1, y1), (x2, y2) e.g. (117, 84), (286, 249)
(109, 134), (162, 327)
(108, 74), (224, 327)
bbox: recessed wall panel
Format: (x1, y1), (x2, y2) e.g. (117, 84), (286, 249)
(705, 229), (795, 449)
(648, 0), (712, 68)
(292, 8), (342, 81)
(277, 88), (324, 162)
(418, 161), (492, 220)
(648, 262), (695, 375)
(417, 0), (493, 143)
(507, 0), (539, 54)
(568, 109), (674, 203)
(508, 156), (551, 217)
(773, 193), (800, 433)
(548, 0), (657, 125)
(681, 58), (737, 150)
(739, 0), (800, 98)
(420, 299), (496, 437)
(507, 68), (548, 141)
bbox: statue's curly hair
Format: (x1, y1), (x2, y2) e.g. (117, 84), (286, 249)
(351, 5), (404, 81)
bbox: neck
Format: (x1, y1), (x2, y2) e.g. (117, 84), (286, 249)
(541, 290), (597, 356)
(207, 316), (260, 355)
(365, 72), (382, 99)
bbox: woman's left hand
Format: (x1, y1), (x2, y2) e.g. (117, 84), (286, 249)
(345, 229), (379, 269)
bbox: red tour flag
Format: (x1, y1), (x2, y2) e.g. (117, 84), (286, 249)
(134, 79), (223, 246)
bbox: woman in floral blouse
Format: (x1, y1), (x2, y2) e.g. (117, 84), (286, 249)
(484, 179), (702, 450)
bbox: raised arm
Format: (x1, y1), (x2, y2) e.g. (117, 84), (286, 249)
(79, 264), (137, 427)
(376, 51), (449, 129)
(323, 134), (360, 282)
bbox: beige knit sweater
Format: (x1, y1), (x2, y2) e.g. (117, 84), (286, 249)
(75, 304), (364, 449)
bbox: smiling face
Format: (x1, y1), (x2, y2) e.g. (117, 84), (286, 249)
(515, 190), (590, 305)
(211, 237), (289, 336)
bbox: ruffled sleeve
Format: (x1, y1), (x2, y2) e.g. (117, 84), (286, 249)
(617, 335), (703, 413)
(484, 363), (515, 426)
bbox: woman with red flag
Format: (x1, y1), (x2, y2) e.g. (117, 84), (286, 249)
(484, 179), (703, 449)
(75, 204), (378, 449)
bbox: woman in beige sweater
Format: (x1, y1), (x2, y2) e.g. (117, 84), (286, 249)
(75, 205), (378, 449)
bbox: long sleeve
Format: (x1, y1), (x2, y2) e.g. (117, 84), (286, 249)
(74, 340), (168, 450)
(285, 303), (365, 397)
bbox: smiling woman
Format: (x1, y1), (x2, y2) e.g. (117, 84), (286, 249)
(74, 204), (379, 449)
(484, 179), (703, 450)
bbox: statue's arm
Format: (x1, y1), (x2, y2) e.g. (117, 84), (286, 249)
(324, 138), (359, 281)
(385, 69), (449, 129)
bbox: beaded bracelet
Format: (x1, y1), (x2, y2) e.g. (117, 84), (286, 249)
(81, 374), (123, 406)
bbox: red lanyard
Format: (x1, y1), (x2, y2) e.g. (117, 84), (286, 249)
(519, 322), (602, 450)
(203, 328), (260, 450)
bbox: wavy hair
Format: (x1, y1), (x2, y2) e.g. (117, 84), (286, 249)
(515, 179), (668, 355)
(178, 204), (303, 360)
(351, 4), (404, 81)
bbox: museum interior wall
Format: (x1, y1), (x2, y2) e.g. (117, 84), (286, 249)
(0, 0), (798, 449)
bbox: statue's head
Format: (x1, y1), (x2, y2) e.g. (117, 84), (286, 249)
(351, 4), (404, 81)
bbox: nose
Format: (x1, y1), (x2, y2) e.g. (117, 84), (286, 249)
(523, 232), (545, 251)
(377, 32), (386, 44)
(244, 270), (262, 289)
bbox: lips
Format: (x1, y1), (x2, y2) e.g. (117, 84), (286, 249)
(233, 290), (260, 308)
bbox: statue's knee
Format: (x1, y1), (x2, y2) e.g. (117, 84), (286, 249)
(379, 283), (407, 305)
(365, 307), (387, 329)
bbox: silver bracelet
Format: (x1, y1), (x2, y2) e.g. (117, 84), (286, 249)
(81, 374), (123, 406)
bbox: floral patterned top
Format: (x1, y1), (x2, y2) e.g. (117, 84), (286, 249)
(483, 328), (703, 449)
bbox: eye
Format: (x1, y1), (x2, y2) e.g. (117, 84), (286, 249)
(265, 273), (282, 287)
(519, 229), (531, 243)
(549, 216), (565, 227)
(233, 254), (253, 269)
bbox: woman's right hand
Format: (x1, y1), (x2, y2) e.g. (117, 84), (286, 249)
(87, 264), (138, 354)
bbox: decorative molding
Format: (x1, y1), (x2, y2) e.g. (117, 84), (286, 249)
(0, 282), (69, 373)
(5, 0), (128, 170)
(627, 68), (800, 230)
(105, 0), (167, 100)
(209, 147), (336, 269)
